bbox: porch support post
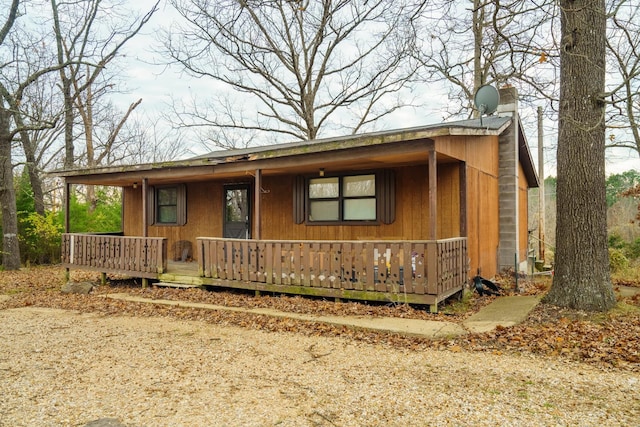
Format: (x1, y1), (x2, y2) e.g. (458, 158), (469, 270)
(64, 180), (70, 281)
(141, 178), (149, 288)
(428, 147), (437, 240)
(426, 145), (438, 304)
(64, 180), (70, 233)
(254, 169), (262, 240)
(142, 177), (148, 237)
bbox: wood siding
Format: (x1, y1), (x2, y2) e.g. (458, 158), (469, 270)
(123, 165), (464, 259)
(465, 167), (500, 277)
(260, 165), (460, 241)
(119, 134), (503, 278)
(124, 182), (225, 261)
(438, 134), (501, 277)
(436, 135), (499, 172)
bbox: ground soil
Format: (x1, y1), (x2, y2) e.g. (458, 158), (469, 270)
(1, 266), (639, 426)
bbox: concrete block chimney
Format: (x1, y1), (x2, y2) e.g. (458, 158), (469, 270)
(496, 86), (521, 272)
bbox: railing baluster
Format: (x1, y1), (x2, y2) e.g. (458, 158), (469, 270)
(342, 242), (352, 289)
(248, 241), (257, 282)
(265, 242), (274, 284)
(402, 242), (412, 293)
(301, 242), (311, 287)
(330, 243), (341, 289)
(257, 242), (266, 283)
(292, 242), (301, 286)
(311, 243), (320, 287)
(375, 243), (387, 292)
(61, 235), (468, 300)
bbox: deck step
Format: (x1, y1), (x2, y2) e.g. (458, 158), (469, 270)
(154, 282), (203, 289)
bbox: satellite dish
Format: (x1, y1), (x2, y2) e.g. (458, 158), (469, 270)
(473, 85), (500, 124)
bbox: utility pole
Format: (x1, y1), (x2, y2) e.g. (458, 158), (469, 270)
(537, 106), (545, 263)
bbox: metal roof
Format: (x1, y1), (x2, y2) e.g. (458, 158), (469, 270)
(190, 116), (513, 161)
(52, 114), (537, 188)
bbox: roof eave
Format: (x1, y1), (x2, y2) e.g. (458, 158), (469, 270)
(50, 116), (512, 179)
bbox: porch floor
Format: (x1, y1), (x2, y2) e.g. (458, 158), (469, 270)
(166, 261), (199, 275)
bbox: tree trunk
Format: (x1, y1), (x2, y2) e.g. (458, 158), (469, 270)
(62, 73), (75, 169)
(18, 128), (45, 215)
(0, 107), (21, 270)
(544, 0), (616, 311)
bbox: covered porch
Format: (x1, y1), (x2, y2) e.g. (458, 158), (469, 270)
(53, 119), (527, 310)
(61, 233), (467, 309)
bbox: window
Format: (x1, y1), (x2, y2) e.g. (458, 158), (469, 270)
(293, 171), (395, 225)
(157, 187), (178, 224)
(148, 184), (187, 226)
(308, 174), (377, 222)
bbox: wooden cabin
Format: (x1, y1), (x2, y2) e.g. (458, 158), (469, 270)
(57, 87), (538, 311)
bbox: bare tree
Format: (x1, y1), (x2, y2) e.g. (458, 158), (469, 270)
(1, 0), (157, 268)
(164, 0), (426, 148)
(119, 116), (191, 164)
(50, 0), (158, 169)
(13, 50), (66, 216)
(1, 0), (64, 269)
(544, 0), (616, 311)
(605, 1), (640, 156)
(415, 0), (558, 118)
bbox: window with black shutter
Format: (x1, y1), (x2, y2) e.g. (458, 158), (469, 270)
(293, 170), (394, 225)
(147, 184), (187, 226)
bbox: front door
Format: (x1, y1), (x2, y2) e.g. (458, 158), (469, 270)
(224, 184), (251, 239)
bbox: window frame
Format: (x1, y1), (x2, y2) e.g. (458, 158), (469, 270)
(148, 184), (187, 226)
(306, 172), (379, 225)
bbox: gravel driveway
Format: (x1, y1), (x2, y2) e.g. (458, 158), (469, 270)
(1, 307), (638, 426)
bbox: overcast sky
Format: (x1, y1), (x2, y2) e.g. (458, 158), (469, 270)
(118, 0), (638, 178)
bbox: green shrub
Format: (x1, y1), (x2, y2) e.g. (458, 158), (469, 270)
(627, 238), (640, 260)
(61, 191), (122, 233)
(609, 248), (630, 273)
(20, 211), (63, 264)
(608, 233), (626, 249)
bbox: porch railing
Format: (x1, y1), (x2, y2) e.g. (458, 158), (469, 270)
(61, 233), (166, 278)
(197, 237), (467, 297)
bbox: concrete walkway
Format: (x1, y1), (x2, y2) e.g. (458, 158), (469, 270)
(462, 295), (542, 333)
(615, 285), (640, 298)
(103, 292), (542, 338)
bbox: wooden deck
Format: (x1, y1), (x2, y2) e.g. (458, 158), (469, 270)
(61, 234), (468, 309)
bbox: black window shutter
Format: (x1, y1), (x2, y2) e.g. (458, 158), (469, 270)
(377, 170), (395, 224)
(147, 186), (156, 225)
(177, 184), (187, 226)
(293, 175), (305, 224)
